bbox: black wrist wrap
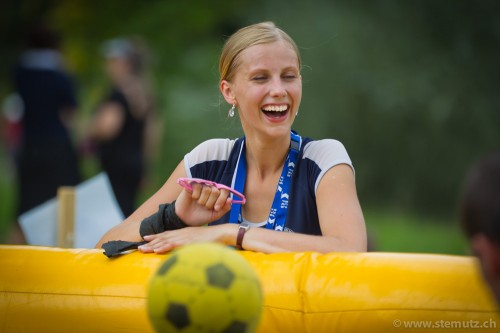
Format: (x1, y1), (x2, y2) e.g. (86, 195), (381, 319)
(139, 200), (187, 238)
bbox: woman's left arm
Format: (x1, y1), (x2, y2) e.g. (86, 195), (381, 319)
(232, 163), (367, 253)
(314, 163), (367, 251)
(232, 164), (367, 253)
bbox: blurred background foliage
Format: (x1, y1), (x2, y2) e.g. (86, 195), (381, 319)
(1, 0), (499, 253)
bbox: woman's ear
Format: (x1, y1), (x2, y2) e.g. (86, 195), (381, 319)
(220, 80), (236, 105)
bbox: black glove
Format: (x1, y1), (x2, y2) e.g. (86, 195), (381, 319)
(139, 200), (187, 238)
(102, 240), (147, 258)
(102, 201), (187, 258)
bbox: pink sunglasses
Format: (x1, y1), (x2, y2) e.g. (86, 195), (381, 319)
(177, 178), (246, 204)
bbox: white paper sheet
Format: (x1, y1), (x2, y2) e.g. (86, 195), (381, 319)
(19, 172), (124, 248)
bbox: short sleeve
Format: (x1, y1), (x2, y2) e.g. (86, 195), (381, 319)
(302, 139), (353, 193)
(183, 139), (235, 178)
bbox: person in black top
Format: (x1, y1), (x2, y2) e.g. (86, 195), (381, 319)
(9, 22), (81, 243)
(88, 37), (156, 217)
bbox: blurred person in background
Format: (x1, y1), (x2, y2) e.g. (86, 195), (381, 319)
(87, 37), (157, 217)
(1, 93), (24, 170)
(8, 22), (81, 243)
(460, 150), (500, 306)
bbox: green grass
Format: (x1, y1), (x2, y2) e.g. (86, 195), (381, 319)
(365, 209), (469, 255)
(0, 148), (16, 242)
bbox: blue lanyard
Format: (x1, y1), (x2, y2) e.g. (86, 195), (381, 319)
(229, 131), (302, 231)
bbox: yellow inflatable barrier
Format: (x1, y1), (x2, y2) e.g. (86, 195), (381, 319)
(0, 245), (498, 332)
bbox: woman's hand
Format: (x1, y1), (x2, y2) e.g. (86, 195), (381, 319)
(139, 224), (235, 254)
(175, 183), (233, 226)
(138, 183), (237, 254)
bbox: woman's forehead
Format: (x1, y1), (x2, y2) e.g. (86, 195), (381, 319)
(237, 41), (299, 71)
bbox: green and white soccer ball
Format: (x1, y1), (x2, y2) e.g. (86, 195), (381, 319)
(147, 242), (263, 333)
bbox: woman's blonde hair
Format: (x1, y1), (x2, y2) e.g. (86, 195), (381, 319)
(219, 21), (301, 82)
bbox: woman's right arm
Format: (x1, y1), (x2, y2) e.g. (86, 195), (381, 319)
(95, 160), (187, 248)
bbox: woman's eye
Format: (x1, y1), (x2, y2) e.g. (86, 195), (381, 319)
(283, 74), (297, 80)
(252, 76), (267, 81)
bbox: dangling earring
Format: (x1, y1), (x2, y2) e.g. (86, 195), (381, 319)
(228, 104), (236, 117)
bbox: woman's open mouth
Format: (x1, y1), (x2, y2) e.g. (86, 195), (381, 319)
(261, 104), (289, 120)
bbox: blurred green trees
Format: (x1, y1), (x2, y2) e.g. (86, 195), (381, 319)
(1, 0), (499, 224)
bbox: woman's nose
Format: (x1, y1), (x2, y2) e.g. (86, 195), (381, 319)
(269, 80), (287, 98)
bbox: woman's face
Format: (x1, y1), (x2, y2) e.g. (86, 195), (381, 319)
(105, 56), (132, 83)
(223, 40), (302, 140)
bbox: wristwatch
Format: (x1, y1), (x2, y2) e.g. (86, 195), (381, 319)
(236, 222), (250, 250)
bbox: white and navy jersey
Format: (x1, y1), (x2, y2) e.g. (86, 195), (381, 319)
(183, 135), (353, 235)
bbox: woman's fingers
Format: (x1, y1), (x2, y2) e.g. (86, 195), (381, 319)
(191, 184), (229, 210)
(176, 182), (233, 226)
(191, 183), (214, 205)
(140, 226), (225, 254)
(200, 186), (218, 207)
(214, 189), (230, 211)
(140, 234), (176, 253)
(190, 183), (203, 200)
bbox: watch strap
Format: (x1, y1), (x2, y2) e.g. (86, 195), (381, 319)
(236, 223), (249, 249)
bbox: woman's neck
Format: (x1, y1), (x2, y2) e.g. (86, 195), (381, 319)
(244, 134), (290, 180)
